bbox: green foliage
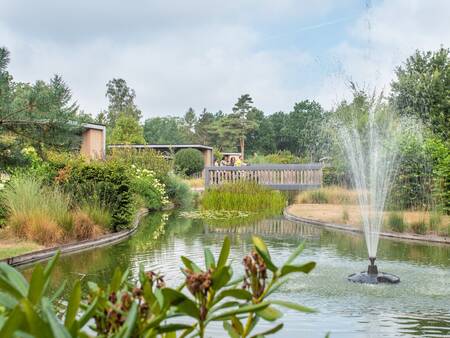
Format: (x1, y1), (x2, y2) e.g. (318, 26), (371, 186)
(163, 173), (194, 208)
(60, 161), (134, 231)
(174, 148), (204, 176)
(248, 150), (303, 164)
(104, 78), (142, 126)
(411, 219), (427, 235)
(108, 147), (171, 179)
(390, 47), (449, 139)
(388, 212), (406, 233)
(109, 114), (145, 144)
(322, 166), (352, 187)
(129, 165), (169, 210)
(201, 182), (286, 215)
(0, 238), (316, 338)
(143, 116), (190, 144)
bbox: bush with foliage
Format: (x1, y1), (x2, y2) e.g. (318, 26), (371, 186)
(0, 237), (316, 337)
(411, 220), (427, 235)
(129, 165), (169, 210)
(202, 182), (286, 215)
(174, 148), (204, 176)
(58, 161), (135, 231)
(108, 148), (171, 179)
(248, 150), (303, 164)
(163, 173), (194, 208)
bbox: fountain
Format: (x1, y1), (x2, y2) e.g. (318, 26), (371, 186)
(335, 98), (402, 284)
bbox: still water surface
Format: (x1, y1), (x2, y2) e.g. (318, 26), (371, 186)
(26, 212), (450, 337)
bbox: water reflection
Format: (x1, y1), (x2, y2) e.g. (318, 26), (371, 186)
(22, 212), (450, 337)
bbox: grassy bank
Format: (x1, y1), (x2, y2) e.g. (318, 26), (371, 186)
(292, 186), (450, 237)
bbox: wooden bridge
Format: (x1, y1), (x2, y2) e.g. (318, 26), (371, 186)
(204, 163), (323, 190)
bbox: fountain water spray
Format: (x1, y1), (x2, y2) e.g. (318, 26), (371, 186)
(335, 98), (402, 284)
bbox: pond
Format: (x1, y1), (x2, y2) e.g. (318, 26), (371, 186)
(24, 212), (450, 337)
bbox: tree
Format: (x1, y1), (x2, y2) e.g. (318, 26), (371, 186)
(223, 94), (259, 157)
(286, 100), (329, 160)
(109, 114), (145, 144)
(195, 108), (215, 145)
(390, 48), (449, 139)
(0, 47), (83, 158)
(143, 117), (189, 144)
(105, 78), (142, 126)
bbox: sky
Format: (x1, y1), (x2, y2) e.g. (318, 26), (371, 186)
(1, 0), (449, 119)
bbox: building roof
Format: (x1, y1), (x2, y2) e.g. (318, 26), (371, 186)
(108, 144), (213, 150)
(82, 122), (106, 131)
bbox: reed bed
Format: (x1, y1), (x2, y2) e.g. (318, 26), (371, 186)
(201, 182), (286, 215)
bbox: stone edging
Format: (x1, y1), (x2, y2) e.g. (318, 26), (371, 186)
(283, 207), (450, 245)
(1, 208), (149, 268)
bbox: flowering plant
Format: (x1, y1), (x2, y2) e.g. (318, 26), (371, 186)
(130, 165), (169, 210)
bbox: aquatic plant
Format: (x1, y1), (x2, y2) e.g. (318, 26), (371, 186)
(388, 212), (406, 233)
(0, 237), (316, 338)
(201, 182), (286, 216)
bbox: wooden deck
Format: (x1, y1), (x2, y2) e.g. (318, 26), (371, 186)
(204, 163), (323, 190)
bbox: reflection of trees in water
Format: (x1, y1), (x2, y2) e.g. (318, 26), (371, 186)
(318, 228), (450, 268)
(396, 312), (450, 337)
(208, 217), (321, 239)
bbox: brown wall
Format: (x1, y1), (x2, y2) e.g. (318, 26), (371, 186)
(80, 129), (105, 160)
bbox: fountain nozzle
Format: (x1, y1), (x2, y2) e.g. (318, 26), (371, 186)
(368, 257), (378, 275)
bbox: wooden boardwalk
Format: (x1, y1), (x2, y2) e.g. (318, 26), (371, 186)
(204, 163), (323, 190)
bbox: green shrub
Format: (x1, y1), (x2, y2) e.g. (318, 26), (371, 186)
(0, 237), (316, 338)
(201, 182), (286, 215)
(60, 162), (134, 231)
(411, 219), (427, 235)
(388, 212), (406, 233)
(163, 173), (194, 208)
(129, 166), (168, 210)
(108, 148), (171, 179)
(80, 202), (112, 230)
(174, 148), (204, 176)
(248, 150), (303, 164)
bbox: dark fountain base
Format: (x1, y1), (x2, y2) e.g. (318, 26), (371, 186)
(348, 257), (400, 284)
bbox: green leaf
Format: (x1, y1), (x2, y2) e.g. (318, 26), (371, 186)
(64, 280), (81, 329)
(157, 324), (193, 333)
(285, 241), (305, 266)
(257, 306), (282, 321)
(252, 236), (277, 272)
(270, 300), (315, 313)
(0, 306), (25, 337)
(110, 268), (123, 292)
(116, 301), (138, 338)
(20, 298), (49, 337)
(231, 315), (243, 334)
(223, 321), (240, 338)
(27, 264), (45, 305)
(250, 323), (283, 337)
(162, 289), (200, 319)
(43, 251), (60, 281)
(212, 266), (232, 291)
(0, 292), (18, 309)
(280, 262), (316, 277)
(181, 256), (202, 273)
(215, 289), (252, 304)
(0, 263), (29, 299)
(208, 302), (270, 322)
(176, 298), (200, 320)
(217, 237), (231, 268)
(265, 278), (288, 298)
(77, 297), (98, 329)
(49, 281), (67, 303)
(204, 248), (216, 270)
(42, 299), (71, 338)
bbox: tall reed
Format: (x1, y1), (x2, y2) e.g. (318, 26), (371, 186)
(201, 182), (286, 215)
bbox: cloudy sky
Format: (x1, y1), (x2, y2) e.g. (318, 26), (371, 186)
(1, 0), (449, 119)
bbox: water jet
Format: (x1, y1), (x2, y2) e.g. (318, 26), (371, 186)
(335, 100), (405, 285)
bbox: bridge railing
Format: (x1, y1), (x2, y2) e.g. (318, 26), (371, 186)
(204, 163), (323, 190)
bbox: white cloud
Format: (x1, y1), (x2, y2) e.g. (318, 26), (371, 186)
(316, 0), (450, 108)
(0, 0), (449, 117)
